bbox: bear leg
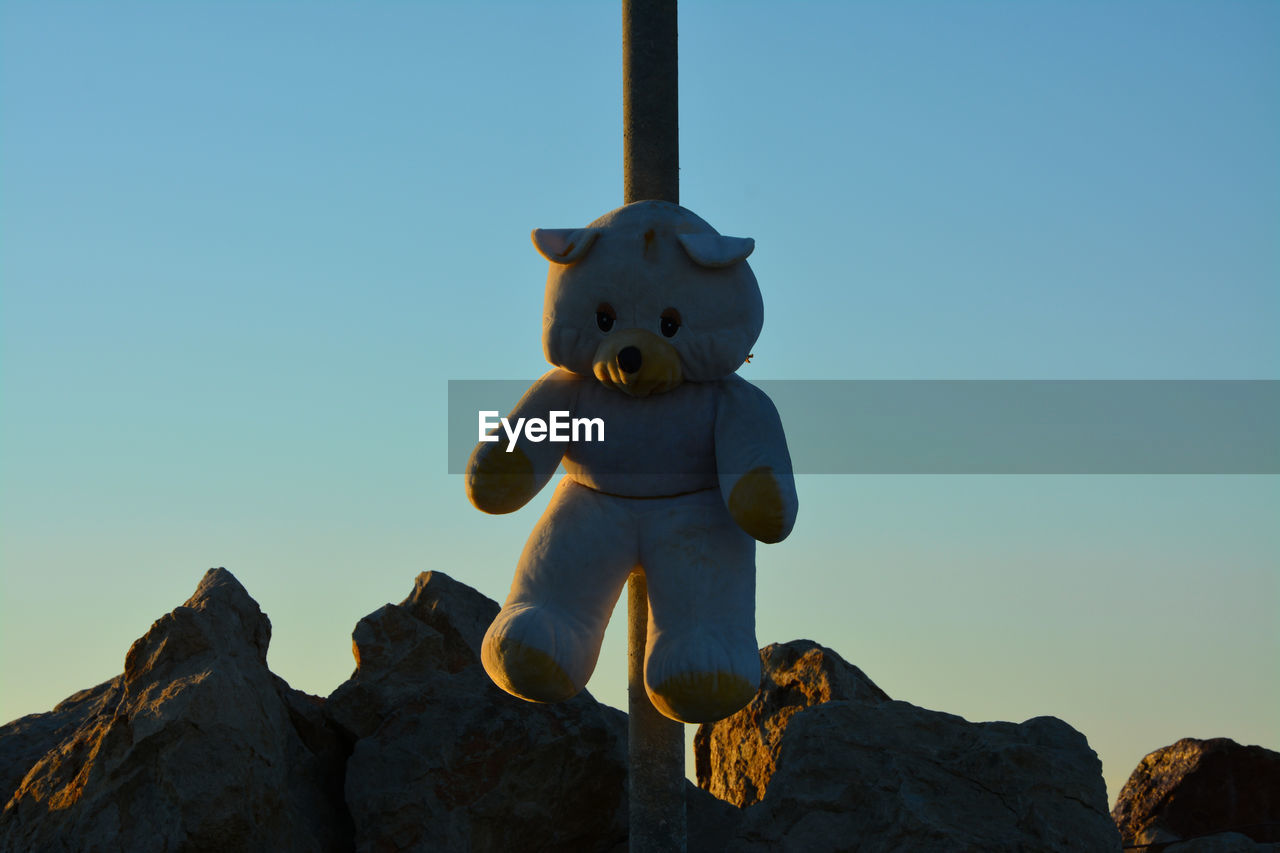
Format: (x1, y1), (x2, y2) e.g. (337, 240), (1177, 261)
(482, 478), (637, 703)
(638, 492), (761, 723)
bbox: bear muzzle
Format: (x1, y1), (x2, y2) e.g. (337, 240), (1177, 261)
(593, 328), (683, 398)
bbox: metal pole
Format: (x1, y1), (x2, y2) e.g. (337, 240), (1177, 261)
(627, 571), (686, 852)
(624, 6), (684, 847)
(623, 0), (679, 206)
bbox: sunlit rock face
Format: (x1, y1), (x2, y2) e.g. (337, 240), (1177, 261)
(0, 676), (122, 819)
(1112, 737), (1280, 849)
(694, 640), (890, 808)
(0, 568), (351, 853)
(694, 639), (1122, 853)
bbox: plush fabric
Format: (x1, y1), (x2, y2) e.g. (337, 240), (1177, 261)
(467, 200), (797, 723)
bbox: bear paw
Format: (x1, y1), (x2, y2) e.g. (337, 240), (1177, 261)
(728, 466), (787, 543)
(466, 441), (536, 515)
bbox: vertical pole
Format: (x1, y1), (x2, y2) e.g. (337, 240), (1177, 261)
(623, 0), (679, 206)
(627, 572), (686, 852)
(623, 5), (685, 850)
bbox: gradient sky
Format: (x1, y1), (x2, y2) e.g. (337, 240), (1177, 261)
(2, 1), (1277, 804)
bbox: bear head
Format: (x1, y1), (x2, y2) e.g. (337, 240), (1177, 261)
(533, 200), (762, 397)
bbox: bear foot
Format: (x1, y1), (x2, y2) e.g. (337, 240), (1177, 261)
(481, 634), (577, 703)
(481, 602), (598, 703)
(642, 622), (761, 723)
(647, 670), (758, 723)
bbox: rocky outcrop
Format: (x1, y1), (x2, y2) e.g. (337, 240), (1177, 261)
(11, 569), (1216, 852)
(694, 640), (889, 807)
(0, 568), (351, 852)
(326, 570), (629, 852)
(0, 568), (634, 853)
(694, 640), (1121, 852)
(1112, 737), (1280, 849)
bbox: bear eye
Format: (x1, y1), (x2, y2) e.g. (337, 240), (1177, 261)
(596, 302), (616, 333)
(660, 307), (682, 338)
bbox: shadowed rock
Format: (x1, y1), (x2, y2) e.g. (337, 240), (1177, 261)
(326, 570), (629, 853)
(1162, 831), (1280, 852)
(695, 639), (1121, 852)
(0, 568), (350, 853)
(1112, 737), (1280, 849)
(0, 568), (638, 853)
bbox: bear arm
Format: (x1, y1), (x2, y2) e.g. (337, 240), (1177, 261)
(714, 379), (799, 543)
(465, 369), (580, 514)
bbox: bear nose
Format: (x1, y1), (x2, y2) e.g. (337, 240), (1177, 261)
(617, 346), (642, 374)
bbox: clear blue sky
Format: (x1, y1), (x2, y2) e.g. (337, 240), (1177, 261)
(2, 1), (1276, 804)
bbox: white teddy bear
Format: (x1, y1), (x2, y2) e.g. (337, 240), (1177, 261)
(467, 200), (797, 723)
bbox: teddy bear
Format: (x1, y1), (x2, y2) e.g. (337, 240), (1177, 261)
(466, 200), (797, 723)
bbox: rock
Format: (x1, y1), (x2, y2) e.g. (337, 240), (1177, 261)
(0, 568), (351, 853)
(0, 677), (121, 805)
(5, 574), (1149, 852)
(1112, 737), (1280, 847)
(686, 781), (744, 852)
(734, 703), (1119, 852)
(694, 640), (889, 807)
(695, 640), (1120, 852)
(326, 570), (629, 853)
(1165, 831), (1280, 852)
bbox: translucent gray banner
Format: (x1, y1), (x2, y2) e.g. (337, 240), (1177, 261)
(448, 380), (1279, 474)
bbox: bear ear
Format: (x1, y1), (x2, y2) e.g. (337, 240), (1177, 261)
(677, 233), (755, 268)
(531, 228), (600, 265)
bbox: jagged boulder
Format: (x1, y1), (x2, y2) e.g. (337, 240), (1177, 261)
(695, 640), (1121, 852)
(694, 640), (889, 807)
(325, 570), (629, 853)
(0, 568), (350, 853)
(1112, 737), (1280, 849)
